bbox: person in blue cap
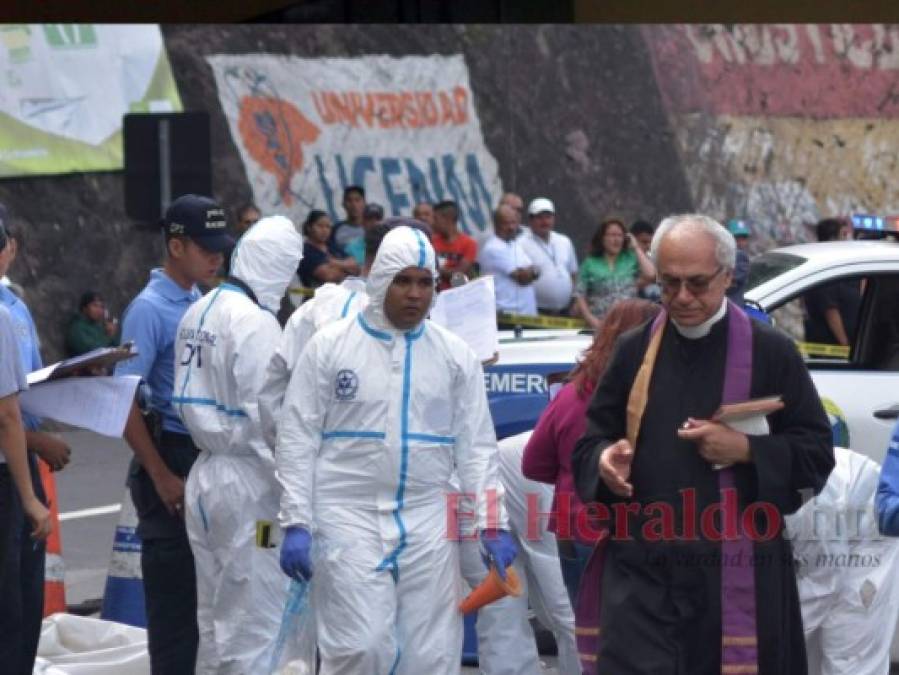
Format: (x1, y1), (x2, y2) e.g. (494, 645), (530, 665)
(116, 194), (232, 674)
(726, 218), (752, 305)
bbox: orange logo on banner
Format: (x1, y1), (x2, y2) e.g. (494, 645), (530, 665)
(238, 96), (321, 206)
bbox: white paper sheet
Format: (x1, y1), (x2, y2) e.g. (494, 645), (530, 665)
(430, 276), (498, 362)
(19, 375), (141, 437)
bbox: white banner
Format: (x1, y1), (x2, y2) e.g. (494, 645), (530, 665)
(0, 24), (181, 177)
(207, 54), (503, 239)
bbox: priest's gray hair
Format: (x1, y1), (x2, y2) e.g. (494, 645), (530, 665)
(650, 214), (737, 271)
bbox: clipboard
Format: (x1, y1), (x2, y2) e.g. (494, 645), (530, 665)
(27, 342), (138, 386)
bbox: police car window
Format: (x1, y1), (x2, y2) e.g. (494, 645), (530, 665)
(858, 276), (899, 371)
(768, 274), (867, 365)
(746, 252), (806, 293)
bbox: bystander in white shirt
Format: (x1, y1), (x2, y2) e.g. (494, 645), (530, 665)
(478, 234), (538, 316)
(520, 227), (578, 312)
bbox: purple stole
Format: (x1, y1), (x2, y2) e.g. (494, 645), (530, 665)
(575, 300), (759, 674)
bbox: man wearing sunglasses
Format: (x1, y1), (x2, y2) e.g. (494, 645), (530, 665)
(572, 214), (834, 674)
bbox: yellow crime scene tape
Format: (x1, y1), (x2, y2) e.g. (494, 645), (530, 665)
(795, 341), (850, 359)
(229, 283), (851, 362)
(288, 286), (315, 299)
(285, 291), (588, 329)
(496, 312), (587, 329)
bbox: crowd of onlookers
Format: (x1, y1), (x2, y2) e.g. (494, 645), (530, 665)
(281, 186), (777, 332)
(286, 186), (665, 326)
(2, 188), (899, 674)
(272, 187), (899, 350)
(51, 188), (898, 360)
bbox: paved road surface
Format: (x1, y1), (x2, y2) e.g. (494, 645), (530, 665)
(52, 430), (560, 672)
(54, 430), (133, 607)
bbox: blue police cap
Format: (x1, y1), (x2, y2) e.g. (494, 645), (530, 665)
(162, 194), (233, 253)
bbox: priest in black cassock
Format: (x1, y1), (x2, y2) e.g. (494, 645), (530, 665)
(572, 214), (834, 675)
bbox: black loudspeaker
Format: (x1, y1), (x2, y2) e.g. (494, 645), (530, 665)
(123, 112), (211, 224)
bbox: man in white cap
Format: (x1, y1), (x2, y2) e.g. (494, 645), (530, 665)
(520, 198), (579, 315)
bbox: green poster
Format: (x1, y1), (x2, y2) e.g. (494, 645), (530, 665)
(0, 24), (182, 177)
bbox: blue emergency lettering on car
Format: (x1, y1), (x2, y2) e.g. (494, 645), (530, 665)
(485, 363), (574, 440)
(483, 370), (547, 395)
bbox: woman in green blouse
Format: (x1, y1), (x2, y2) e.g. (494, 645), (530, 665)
(573, 218), (656, 329)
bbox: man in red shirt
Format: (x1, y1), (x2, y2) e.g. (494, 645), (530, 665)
(432, 200), (478, 290)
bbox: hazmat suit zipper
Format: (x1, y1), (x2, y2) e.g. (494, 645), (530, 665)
(375, 323), (425, 578)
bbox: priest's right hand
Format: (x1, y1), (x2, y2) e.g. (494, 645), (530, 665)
(599, 439), (634, 498)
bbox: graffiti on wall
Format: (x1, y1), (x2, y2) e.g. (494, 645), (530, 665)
(644, 24), (899, 248)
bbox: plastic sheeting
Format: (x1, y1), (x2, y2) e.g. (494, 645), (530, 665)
(34, 613), (149, 675)
(268, 578), (317, 675)
(34, 610), (317, 675)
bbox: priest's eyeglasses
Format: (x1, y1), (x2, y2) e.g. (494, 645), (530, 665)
(658, 266), (724, 296)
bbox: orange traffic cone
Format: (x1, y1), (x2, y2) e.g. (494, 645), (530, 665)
(39, 460), (66, 616)
(459, 565), (521, 614)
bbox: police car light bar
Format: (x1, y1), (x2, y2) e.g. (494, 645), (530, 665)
(851, 214), (885, 231)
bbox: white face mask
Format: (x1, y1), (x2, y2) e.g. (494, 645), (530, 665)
(670, 297), (728, 339)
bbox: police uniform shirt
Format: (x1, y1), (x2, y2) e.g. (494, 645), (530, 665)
(0, 306), (27, 465)
(115, 268), (201, 434)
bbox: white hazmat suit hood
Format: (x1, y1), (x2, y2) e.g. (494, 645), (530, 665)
(230, 215), (303, 313)
(362, 225), (436, 333)
(173, 215), (303, 675)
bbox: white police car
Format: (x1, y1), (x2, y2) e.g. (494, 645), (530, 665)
(487, 240), (899, 465)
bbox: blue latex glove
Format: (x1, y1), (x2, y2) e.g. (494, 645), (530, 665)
(280, 526), (313, 580)
(479, 529), (518, 580)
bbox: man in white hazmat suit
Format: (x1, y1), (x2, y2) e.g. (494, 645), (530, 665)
(172, 215), (303, 674)
(277, 225), (518, 674)
(259, 218), (428, 449)
(784, 446), (899, 675)
(460, 430), (580, 674)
